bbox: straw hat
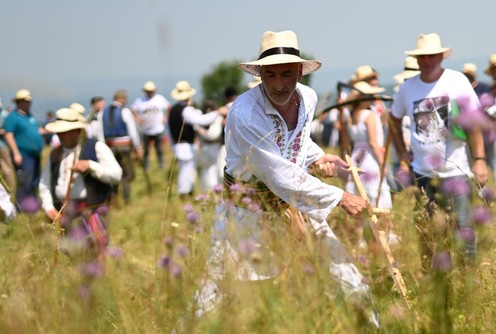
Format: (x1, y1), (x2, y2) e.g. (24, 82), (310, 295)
(344, 81), (385, 105)
(247, 76), (262, 89)
(143, 81), (157, 92)
(462, 63), (477, 77)
(70, 102), (86, 114)
(393, 56), (420, 84)
(12, 89), (32, 102)
(170, 81), (196, 101)
(484, 54), (496, 75)
(405, 33), (452, 58)
(351, 65), (379, 84)
(45, 108), (86, 133)
(239, 30), (321, 77)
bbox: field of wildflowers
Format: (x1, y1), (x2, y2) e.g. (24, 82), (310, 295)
(1, 147), (496, 333)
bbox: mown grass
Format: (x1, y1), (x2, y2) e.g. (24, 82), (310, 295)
(1, 145), (496, 333)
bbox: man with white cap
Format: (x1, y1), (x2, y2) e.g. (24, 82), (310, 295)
(4, 89), (44, 211)
(131, 81), (171, 170)
(39, 108), (122, 253)
(183, 30), (379, 330)
(391, 33), (488, 270)
(461, 63), (492, 98)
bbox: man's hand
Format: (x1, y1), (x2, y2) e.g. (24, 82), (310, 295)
(45, 208), (59, 222)
(12, 152), (22, 167)
(135, 148), (144, 160)
(472, 159), (489, 187)
(338, 191), (371, 218)
(312, 154), (350, 178)
(72, 160), (90, 174)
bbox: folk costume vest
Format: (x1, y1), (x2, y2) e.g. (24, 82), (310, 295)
(102, 104), (128, 139)
(169, 102), (195, 144)
(49, 138), (112, 210)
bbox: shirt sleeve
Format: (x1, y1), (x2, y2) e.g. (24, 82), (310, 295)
(122, 108), (141, 150)
(39, 158), (55, 212)
(229, 110), (343, 222)
(88, 141), (123, 185)
(182, 107), (219, 126)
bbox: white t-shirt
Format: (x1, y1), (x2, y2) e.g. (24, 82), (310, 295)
(392, 69), (480, 178)
(131, 94), (171, 135)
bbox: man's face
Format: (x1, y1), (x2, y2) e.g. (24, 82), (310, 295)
(260, 62), (302, 107)
(93, 100), (105, 112)
(17, 99), (31, 112)
(58, 129), (81, 148)
(416, 53), (443, 74)
(489, 66), (496, 81)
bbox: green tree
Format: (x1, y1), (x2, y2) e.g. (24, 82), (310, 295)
(201, 60), (244, 105)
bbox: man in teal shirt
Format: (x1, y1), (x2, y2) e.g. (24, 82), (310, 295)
(4, 89), (43, 212)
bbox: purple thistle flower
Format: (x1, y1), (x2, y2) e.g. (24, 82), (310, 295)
(229, 183), (244, 195)
(96, 205), (110, 217)
(432, 251), (452, 273)
(423, 154), (444, 170)
(479, 186), (496, 202)
(441, 178), (470, 196)
(77, 260), (105, 279)
(19, 195), (41, 214)
(157, 255), (170, 268)
(394, 169), (412, 187)
(169, 262), (183, 278)
(241, 196), (253, 205)
(183, 203), (193, 213)
(248, 202), (262, 214)
(67, 225), (89, 241)
(175, 244), (190, 258)
(457, 227), (476, 243)
(238, 237), (257, 255)
(213, 184), (223, 194)
(357, 255), (370, 266)
(453, 95), (487, 131)
(186, 211), (201, 224)
(361, 171), (377, 183)
(479, 93), (495, 110)
(472, 206), (493, 225)
(195, 193), (208, 202)
(105, 246), (123, 259)
(163, 236), (175, 248)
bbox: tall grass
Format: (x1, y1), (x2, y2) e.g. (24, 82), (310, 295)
(0, 145), (496, 333)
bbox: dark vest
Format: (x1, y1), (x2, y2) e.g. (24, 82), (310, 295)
(168, 102), (195, 144)
(50, 138), (112, 210)
(102, 104), (128, 139)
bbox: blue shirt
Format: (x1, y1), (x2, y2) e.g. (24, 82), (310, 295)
(4, 109), (43, 156)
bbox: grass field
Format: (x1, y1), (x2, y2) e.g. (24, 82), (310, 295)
(1, 145), (496, 333)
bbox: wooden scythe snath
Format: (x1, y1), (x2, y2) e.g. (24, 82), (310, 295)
(345, 154), (411, 309)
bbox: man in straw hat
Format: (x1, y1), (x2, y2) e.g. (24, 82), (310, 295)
(4, 89), (44, 212)
(168, 80), (220, 198)
(39, 108), (122, 254)
(182, 30), (379, 330)
(390, 33), (488, 270)
(130, 81), (171, 170)
(462, 63), (492, 98)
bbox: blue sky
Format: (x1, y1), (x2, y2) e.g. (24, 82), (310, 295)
(1, 0), (494, 119)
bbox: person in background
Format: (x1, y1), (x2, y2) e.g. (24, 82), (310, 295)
(131, 81), (171, 170)
(86, 96), (105, 140)
(391, 33), (488, 270)
(0, 99), (16, 193)
(98, 89), (142, 204)
(4, 89), (44, 212)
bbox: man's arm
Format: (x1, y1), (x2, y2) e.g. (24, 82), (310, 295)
(389, 115), (410, 170)
(5, 132), (22, 167)
(467, 125), (489, 186)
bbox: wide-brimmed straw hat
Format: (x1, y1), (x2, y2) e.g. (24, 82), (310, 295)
(393, 56), (420, 84)
(344, 81), (385, 105)
(239, 30), (321, 77)
(170, 81), (196, 101)
(405, 33), (452, 58)
(462, 63), (478, 77)
(12, 89), (32, 102)
(484, 54), (496, 75)
(351, 65), (379, 84)
(45, 108), (86, 133)
(70, 102), (86, 114)
(143, 81), (157, 92)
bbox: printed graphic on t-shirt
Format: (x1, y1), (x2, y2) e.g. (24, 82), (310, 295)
(412, 95), (449, 144)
